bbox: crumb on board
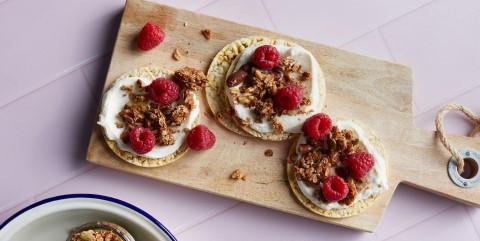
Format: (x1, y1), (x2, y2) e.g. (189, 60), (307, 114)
(264, 149), (273, 157)
(172, 48), (182, 61)
(201, 29), (211, 40)
(183, 21), (188, 27)
(230, 169), (246, 181)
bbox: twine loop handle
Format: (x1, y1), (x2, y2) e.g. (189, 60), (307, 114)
(435, 104), (480, 174)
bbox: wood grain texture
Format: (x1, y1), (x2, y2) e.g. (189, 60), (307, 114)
(86, 0), (480, 232)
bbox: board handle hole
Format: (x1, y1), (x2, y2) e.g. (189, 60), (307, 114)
(460, 157), (479, 179)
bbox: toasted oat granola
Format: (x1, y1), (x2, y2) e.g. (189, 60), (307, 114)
(174, 67), (208, 91)
(71, 230), (123, 241)
(117, 68), (204, 149)
(293, 125), (368, 205)
(172, 48), (182, 61)
(201, 29), (211, 40)
(230, 169), (246, 181)
(227, 56), (312, 126)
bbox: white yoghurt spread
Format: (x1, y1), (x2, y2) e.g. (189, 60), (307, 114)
(225, 44), (325, 133)
(98, 76), (200, 159)
(295, 120), (388, 210)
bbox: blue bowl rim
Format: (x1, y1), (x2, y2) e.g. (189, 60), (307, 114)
(0, 193), (176, 241)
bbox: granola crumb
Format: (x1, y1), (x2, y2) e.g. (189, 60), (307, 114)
(172, 48), (182, 61)
(201, 29), (211, 40)
(230, 169), (246, 181)
(71, 229), (123, 241)
(174, 67), (208, 91)
(271, 118), (284, 133)
(115, 122), (124, 129)
(183, 21), (188, 27)
(264, 149), (274, 157)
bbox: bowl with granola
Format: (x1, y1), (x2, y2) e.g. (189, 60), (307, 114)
(0, 194), (176, 241)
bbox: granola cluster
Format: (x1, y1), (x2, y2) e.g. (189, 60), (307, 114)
(117, 67), (206, 148)
(71, 230), (123, 241)
(227, 56), (312, 128)
(293, 126), (367, 205)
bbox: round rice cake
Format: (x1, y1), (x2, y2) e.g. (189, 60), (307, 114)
(206, 36), (326, 141)
(99, 66), (197, 168)
(287, 119), (388, 218)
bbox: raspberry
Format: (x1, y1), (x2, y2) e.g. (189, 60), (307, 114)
(137, 22), (165, 51)
(273, 85), (304, 111)
(187, 125), (216, 151)
(147, 78), (180, 106)
(346, 152), (375, 179)
(129, 127), (155, 154)
(302, 113), (332, 140)
(252, 45), (280, 70)
(322, 176), (349, 202)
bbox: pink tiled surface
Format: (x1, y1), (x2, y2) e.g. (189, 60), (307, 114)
(1, 0), (479, 240)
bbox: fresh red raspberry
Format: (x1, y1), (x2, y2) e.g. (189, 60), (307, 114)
(346, 152), (375, 179)
(322, 176), (349, 202)
(147, 78), (180, 106)
(273, 85), (304, 111)
(129, 127), (155, 154)
(137, 22), (165, 51)
(302, 113), (332, 140)
(252, 45), (280, 70)
(187, 125), (216, 151)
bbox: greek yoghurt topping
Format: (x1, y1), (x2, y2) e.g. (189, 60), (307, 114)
(98, 76), (199, 159)
(225, 43), (325, 134)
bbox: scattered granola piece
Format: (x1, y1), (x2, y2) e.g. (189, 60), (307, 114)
(183, 21), (188, 27)
(230, 169), (246, 181)
(172, 48), (182, 61)
(170, 105), (190, 126)
(264, 149), (274, 157)
(201, 29), (211, 40)
(115, 122), (124, 129)
(174, 67), (208, 91)
(271, 118), (284, 133)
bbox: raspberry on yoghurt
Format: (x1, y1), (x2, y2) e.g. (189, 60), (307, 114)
(273, 85), (304, 111)
(129, 126), (155, 154)
(252, 45), (280, 70)
(147, 78), (180, 106)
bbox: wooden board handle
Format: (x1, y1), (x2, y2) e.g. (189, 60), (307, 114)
(391, 129), (480, 206)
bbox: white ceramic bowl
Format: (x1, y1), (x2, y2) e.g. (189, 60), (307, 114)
(0, 194), (176, 241)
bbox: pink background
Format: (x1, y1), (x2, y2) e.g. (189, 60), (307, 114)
(1, 0), (480, 240)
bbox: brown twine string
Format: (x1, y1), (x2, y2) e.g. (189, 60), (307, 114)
(435, 104), (480, 174)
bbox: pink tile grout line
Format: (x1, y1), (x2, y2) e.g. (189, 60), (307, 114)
(259, 0), (278, 30)
(0, 51), (108, 110)
(413, 84), (480, 120)
(464, 205), (480, 239)
(0, 165), (96, 217)
(380, 205), (460, 241)
(30, 165), (98, 202)
(339, 0), (436, 48)
(173, 202), (242, 235)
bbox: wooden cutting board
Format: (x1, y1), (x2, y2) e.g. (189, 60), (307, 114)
(86, 0), (480, 232)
